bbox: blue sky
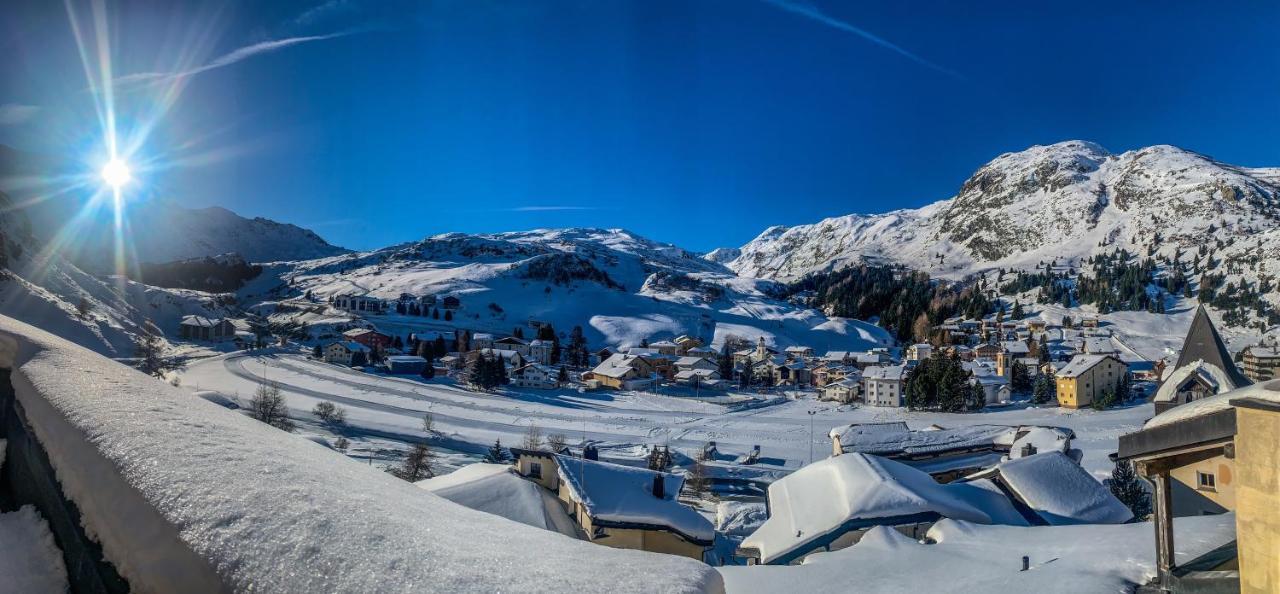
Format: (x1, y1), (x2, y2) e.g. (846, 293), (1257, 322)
(2, 0), (1279, 253)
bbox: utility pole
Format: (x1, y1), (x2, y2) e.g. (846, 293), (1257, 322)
(807, 409), (817, 464)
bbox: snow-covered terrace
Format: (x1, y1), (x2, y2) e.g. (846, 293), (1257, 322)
(0, 317), (721, 593)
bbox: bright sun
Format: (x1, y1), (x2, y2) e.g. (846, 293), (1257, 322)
(101, 158), (132, 189)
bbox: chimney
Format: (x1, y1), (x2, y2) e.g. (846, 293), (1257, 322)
(652, 474), (665, 499)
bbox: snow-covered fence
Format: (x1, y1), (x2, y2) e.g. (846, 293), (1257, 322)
(0, 316), (723, 593)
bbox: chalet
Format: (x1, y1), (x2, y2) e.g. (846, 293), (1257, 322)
(1240, 343), (1280, 382)
(383, 355), (428, 375)
(862, 365), (907, 407)
(417, 294), (437, 308)
(473, 348), (524, 368)
(584, 354), (655, 390)
(440, 295), (462, 310)
(591, 347), (614, 366)
(821, 351), (856, 366)
(1153, 306), (1250, 415)
(684, 346), (716, 360)
(737, 453), (1026, 565)
(784, 345), (815, 360)
(332, 294), (387, 314)
(342, 328), (392, 350)
(674, 356), (718, 374)
(510, 363), (559, 389)
(178, 316), (235, 341)
(1116, 379), (1280, 591)
(324, 341), (371, 366)
(1054, 354), (1127, 409)
(1026, 319), (1048, 333)
(493, 336), (530, 353)
(973, 343), (1002, 362)
(674, 368), (723, 389)
(672, 335), (704, 353)
(959, 452), (1131, 526)
(820, 378), (861, 404)
(772, 359), (812, 387)
(1081, 316), (1099, 328)
(905, 343), (932, 362)
(551, 455), (714, 560)
(648, 340), (681, 356)
(526, 339), (552, 365)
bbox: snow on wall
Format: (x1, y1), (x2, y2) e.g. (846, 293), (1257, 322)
(0, 315), (722, 593)
(0, 505), (69, 594)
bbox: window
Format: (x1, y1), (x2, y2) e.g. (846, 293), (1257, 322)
(1197, 471), (1216, 491)
(529, 462), (542, 479)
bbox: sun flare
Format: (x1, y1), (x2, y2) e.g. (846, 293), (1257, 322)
(101, 158), (132, 189)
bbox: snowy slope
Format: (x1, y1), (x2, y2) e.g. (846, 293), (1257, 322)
(722, 141), (1280, 285)
(263, 228), (894, 352)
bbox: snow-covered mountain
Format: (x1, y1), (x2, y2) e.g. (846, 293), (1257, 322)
(722, 141), (1280, 282)
(0, 145), (348, 268)
(251, 228), (892, 352)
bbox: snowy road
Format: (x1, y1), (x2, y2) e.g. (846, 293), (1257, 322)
(181, 351), (1156, 477)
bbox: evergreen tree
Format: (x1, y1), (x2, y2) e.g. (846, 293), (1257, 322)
(312, 344), (323, 358)
(444, 310), (453, 321)
(350, 349), (367, 367)
(1031, 374), (1055, 405)
(433, 335), (447, 357)
(1091, 387), (1118, 411)
(432, 308), (440, 319)
(557, 365), (569, 384)
(134, 320), (183, 378)
(420, 354), (435, 379)
(967, 380), (987, 411)
(387, 443), (437, 481)
(483, 439), (511, 463)
(1010, 360), (1033, 393)
(1109, 460), (1151, 519)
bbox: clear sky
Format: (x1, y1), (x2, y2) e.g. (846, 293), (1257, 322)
(2, 0), (1279, 253)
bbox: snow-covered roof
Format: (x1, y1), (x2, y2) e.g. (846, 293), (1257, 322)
(1152, 359), (1237, 404)
(674, 368), (719, 380)
(720, 514), (1236, 594)
(829, 422), (1015, 456)
(179, 315), (225, 327)
(976, 452), (1132, 525)
(1055, 354), (1118, 378)
(554, 455), (714, 543)
(1001, 341), (1030, 355)
(741, 453), (1026, 564)
(675, 356), (713, 367)
(1082, 337), (1116, 353)
(0, 505), (68, 593)
(342, 327), (383, 338)
(416, 464), (577, 537)
(649, 340), (679, 348)
(329, 341), (371, 353)
(863, 365), (906, 381)
(590, 353), (646, 379)
(1145, 378), (1280, 430)
(1008, 427), (1073, 458)
(0, 315), (719, 592)
(472, 332), (495, 341)
(385, 355), (426, 363)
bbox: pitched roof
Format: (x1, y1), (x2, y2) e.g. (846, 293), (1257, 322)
(863, 365), (906, 381)
(1175, 306), (1250, 388)
(180, 315), (225, 327)
(740, 453), (1026, 564)
(973, 452), (1132, 526)
(554, 455), (713, 544)
(590, 354), (646, 379)
(1055, 354), (1120, 378)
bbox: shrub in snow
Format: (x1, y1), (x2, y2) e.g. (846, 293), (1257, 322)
(250, 383), (295, 432)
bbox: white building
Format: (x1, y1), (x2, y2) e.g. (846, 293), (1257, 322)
(510, 363), (559, 389)
(324, 341), (371, 366)
(863, 365), (907, 407)
(905, 343), (932, 362)
(332, 294), (387, 313)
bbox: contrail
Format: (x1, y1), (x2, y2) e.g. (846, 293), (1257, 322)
(760, 0), (963, 79)
(115, 32), (356, 86)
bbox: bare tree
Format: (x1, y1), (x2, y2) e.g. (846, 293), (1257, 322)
(250, 383), (296, 432)
(545, 433), (568, 453)
(421, 413), (436, 436)
(387, 443), (436, 481)
(522, 424), (543, 450)
(313, 401), (346, 426)
(333, 436), (350, 454)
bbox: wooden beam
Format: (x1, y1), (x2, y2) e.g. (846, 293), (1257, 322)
(1152, 471), (1175, 589)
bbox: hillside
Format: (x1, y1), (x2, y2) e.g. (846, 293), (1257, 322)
(248, 228), (893, 353)
(0, 145), (348, 268)
(719, 141), (1280, 330)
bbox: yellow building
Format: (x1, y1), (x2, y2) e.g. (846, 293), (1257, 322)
(1054, 354), (1127, 408)
(1118, 381), (1280, 592)
(582, 354), (654, 389)
(1231, 397), (1280, 593)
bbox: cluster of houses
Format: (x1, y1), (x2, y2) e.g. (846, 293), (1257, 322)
(328, 293), (462, 314)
